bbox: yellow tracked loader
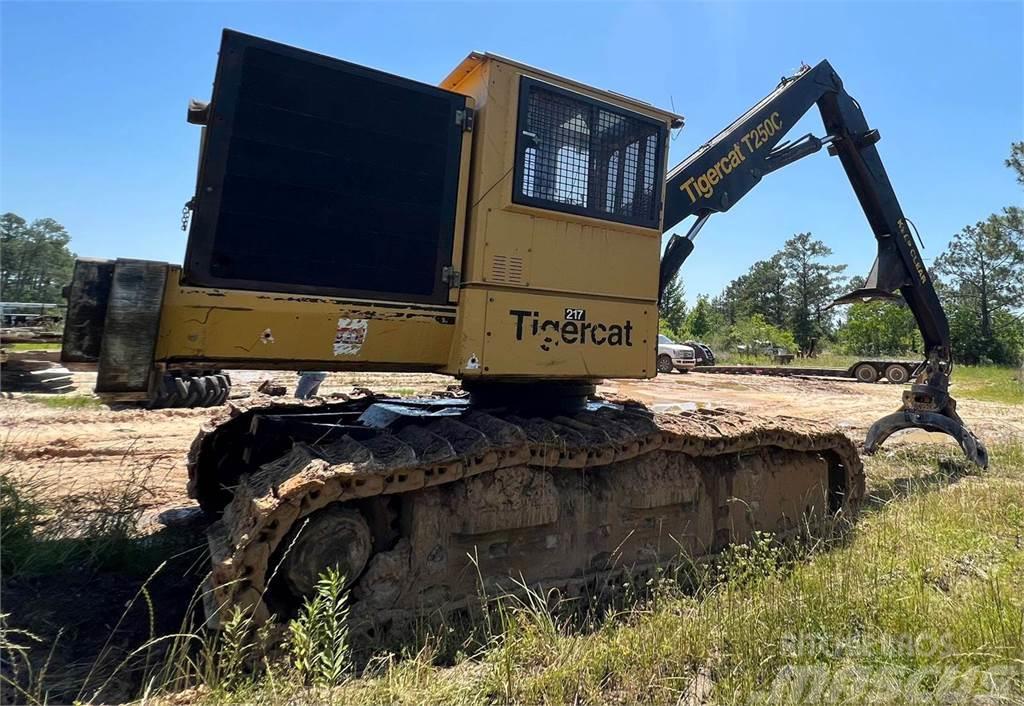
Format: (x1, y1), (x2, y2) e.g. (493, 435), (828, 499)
(61, 31), (986, 628)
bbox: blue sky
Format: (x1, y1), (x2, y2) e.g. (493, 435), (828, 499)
(2, 1), (1021, 304)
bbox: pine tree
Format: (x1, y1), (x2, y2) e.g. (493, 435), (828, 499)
(659, 275), (688, 337)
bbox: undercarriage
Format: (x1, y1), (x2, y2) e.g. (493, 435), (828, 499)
(188, 392), (865, 631)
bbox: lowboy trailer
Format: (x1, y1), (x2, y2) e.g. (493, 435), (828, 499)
(694, 359), (919, 384)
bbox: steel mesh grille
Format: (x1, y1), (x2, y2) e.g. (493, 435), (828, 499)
(515, 80), (664, 227)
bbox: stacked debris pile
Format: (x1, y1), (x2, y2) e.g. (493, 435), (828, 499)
(0, 349), (74, 394)
(1, 327), (63, 344)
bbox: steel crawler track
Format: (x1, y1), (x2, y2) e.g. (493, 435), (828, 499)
(188, 394), (865, 629)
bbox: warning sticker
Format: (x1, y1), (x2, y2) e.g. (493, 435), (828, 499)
(333, 318), (368, 356)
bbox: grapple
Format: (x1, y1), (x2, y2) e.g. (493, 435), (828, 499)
(863, 354), (988, 468)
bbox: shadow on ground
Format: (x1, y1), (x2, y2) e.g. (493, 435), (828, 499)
(865, 456), (981, 509)
(2, 518), (208, 704)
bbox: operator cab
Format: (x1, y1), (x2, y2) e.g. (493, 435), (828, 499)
(439, 53), (681, 381)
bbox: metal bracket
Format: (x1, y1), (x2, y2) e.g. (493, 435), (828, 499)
(455, 107), (475, 132)
(442, 266), (461, 287)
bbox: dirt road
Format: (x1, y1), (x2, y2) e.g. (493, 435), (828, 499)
(2, 369), (1019, 509)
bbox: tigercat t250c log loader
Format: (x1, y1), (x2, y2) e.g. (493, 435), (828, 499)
(61, 31), (986, 628)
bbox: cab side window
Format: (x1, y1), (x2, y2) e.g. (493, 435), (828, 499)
(514, 77), (666, 228)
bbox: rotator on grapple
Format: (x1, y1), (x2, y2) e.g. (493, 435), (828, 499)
(60, 33), (986, 629)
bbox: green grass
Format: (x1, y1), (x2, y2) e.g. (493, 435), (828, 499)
(951, 365), (1024, 405)
(6, 443), (1023, 704)
(141, 442), (1020, 705)
(3, 342), (61, 351)
(383, 388), (418, 397)
(21, 395), (104, 409)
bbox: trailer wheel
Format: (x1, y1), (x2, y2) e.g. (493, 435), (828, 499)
(656, 354), (674, 374)
(853, 363), (879, 383)
(885, 364), (910, 384)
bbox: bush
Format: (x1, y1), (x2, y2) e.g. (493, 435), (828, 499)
(837, 300), (922, 357)
(726, 314), (797, 354)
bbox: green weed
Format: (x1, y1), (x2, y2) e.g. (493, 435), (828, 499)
(22, 394), (105, 410)
(287, 567), (353, 686)
(3, 342), (61, 351)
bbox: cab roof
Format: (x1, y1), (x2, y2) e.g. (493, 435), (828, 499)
(441, 51), (684, 127)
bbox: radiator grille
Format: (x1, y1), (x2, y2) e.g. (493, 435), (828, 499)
(489, 254), (524, 284)
(182, 30), (468, 305)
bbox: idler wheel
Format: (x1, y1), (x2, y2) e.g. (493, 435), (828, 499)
(280, 505), (372, 599)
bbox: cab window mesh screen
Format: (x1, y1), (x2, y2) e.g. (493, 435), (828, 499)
(514, 78), (665, 227)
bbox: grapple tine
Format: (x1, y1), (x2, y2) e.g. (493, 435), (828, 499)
(864, 408), (988, 469)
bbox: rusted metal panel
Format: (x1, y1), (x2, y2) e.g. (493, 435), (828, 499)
(61, 258), (115, 363)
(95, 259), (168, 393)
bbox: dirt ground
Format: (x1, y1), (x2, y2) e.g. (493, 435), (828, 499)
(2, 368), (1020, 702)
(2, 369), (1020, 510)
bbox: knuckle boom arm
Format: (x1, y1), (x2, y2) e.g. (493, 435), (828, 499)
(658, 61), (987, 467)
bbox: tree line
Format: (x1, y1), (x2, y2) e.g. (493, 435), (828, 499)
(1, 213), (76, 304)
(661, 142), (1024, 366)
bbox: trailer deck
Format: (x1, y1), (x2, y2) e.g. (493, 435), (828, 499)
(691, 359), (921, 384)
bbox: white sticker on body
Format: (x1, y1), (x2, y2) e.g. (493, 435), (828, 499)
(333, 318), (368, 356)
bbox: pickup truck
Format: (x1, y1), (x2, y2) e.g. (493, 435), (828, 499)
(657, 335), (696, 373)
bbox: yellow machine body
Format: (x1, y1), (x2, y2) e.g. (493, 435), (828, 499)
(128, 53), (680, 390)
(63, 45), (682, 398)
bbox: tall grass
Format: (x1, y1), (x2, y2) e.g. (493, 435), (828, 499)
(952, 364), (1024, 404)
(4, 443), (1023, 704)
(0, 455), (202, 703)
(242, 442), (1024, 705)
(0, 465), (160, 576)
